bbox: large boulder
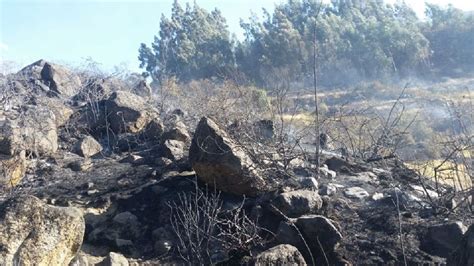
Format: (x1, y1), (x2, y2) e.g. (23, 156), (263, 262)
(105, 91), (158, 134)
(40, 61), (82, 97)
(421, 221), (467, 258)
(448, 224), (474, 266)
(255, 244), (306, 265)
(34, 97), (73, 127)
(0, 106), (58, 156)
(189, 117), (266, 196)
(273, 190), (323, 218)
(0, 151), (26, 187)
(0, 195), (85, 266)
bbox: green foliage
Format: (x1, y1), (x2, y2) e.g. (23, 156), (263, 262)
(238, 0), (431, 85)
(139, 0), (474, 85)
(139, 1), (235, 82)
(423, 4), (474, 75)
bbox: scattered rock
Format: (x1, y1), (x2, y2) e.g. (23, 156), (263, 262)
(68, 158), (93, 172)
(142, 118), (164, 142)
(319, 164), (336, 179)
(299, 177), (319, 189)
(102, 252), (129, 266)
(189, 117), (266, 196)
(344, 186), (369, 200)
(255, 244), (306, 266)
(75, 136), (102, 158)
(319, 183), (338, 196)
(0, 195), (85, 266)
(161, 121), (190, 143)
(273, 190), (323, 218)
(161, 139), (186, 161)
(410, 184), (439, 199)
(119, 154), (146, 165)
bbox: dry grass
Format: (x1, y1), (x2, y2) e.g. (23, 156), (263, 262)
(406, 160), (472, 190)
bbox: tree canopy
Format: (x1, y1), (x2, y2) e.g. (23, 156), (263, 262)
(138, 0), (474, 86)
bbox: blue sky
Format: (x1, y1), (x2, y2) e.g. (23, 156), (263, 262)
(1, 0), (473, 73)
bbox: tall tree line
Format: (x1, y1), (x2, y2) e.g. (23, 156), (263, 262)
(138, 0), (474, 86)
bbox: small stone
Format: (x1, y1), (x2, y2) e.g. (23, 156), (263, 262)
(74, 136), (102, 158)
(319, 183), (338, 196)
(103, 252), (129, 266)
(299, 177), (318, 189)
(344, 187), (369, 199)
(255, 244), (306, 266)
(273, 190), (323, 218)
(372, 192), (385, 201)
(154, 240), (172, 256)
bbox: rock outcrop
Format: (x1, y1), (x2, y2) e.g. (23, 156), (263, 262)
(0, 106), (58, 156)
(0, 151), (26, 187)
(0, 196), (85, 266)
(189, 117), (266, 196)
(41, 61), (82, 97)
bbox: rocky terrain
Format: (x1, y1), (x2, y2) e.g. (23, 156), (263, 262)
(0, 60), (472, 265)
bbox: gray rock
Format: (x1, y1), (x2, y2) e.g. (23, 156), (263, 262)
(0, 195), (85, 266)
(119, 154), (145, 165)
(319, 183), (338, 196)
(299, 177), (319, 189)
(0, 106), (58, 156)
(75, 136), (102, 158)
(319, 164), (336, 179)
(276, 215), (342, 263)
(113, 211), (139, 226)
(295, 215), (343, 251)
(41, 61), (82, 97)
(154, 240), (172, 256)
(189, 117), (266, 196)
(162, 121), (190, 143)
(255, 244), (306, 266)
(448, 224), (474, 266)
(142, 118), (164, 142)
(68, 158), (92, 172)
(34, 96), (73, 127)
(102, 252), (129, 266)
(161, 139), (186, 161)
(105, 91), (159, 134)
(344, 187), (369, 200)
(422, 221), (467, 258)
(273, 190), (323, 218)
